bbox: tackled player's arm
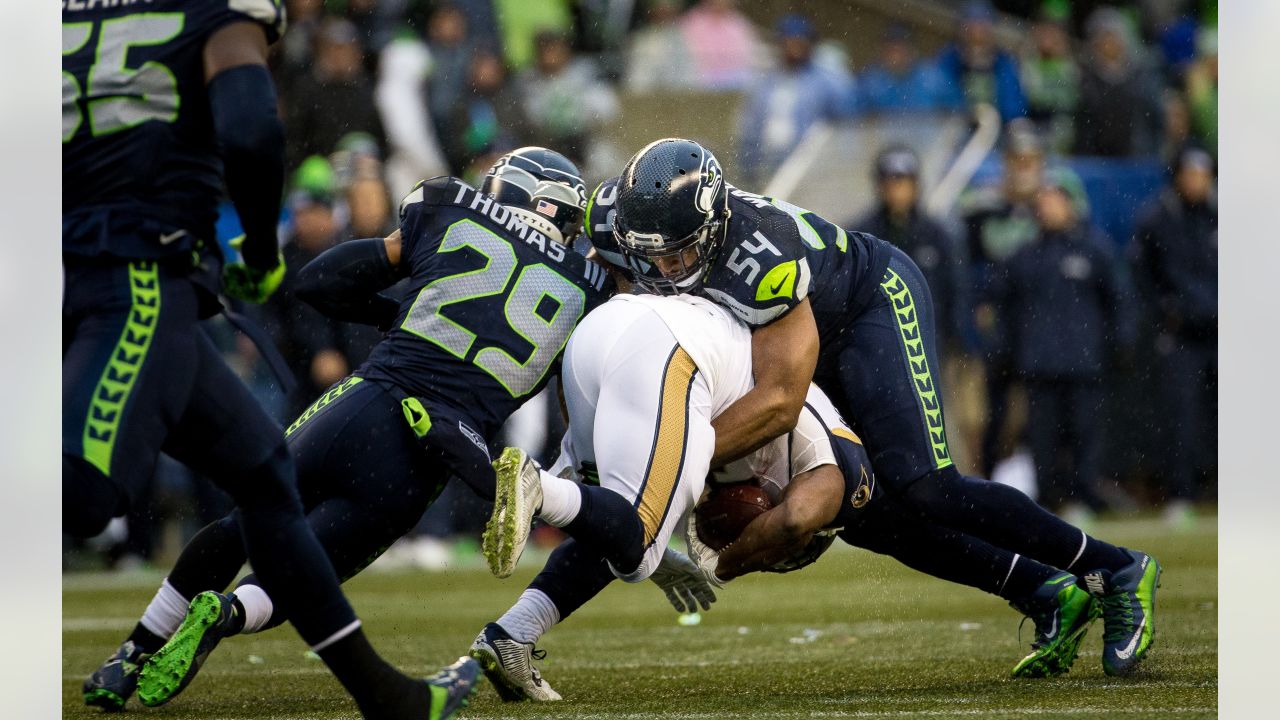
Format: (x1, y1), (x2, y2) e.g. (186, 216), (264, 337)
(295, 230), (408, 330)
(713, 465), (844, 581)
(710, 298), (820, 467)
(203, 22), (284, 275)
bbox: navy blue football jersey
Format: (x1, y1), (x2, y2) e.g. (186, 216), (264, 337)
(358, 177), (615, 437)
(62, 0), (286, 260)
(584, 177), (891, 342)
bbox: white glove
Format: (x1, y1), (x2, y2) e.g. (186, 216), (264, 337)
(650, 548), (717, 613)
(684, 514), (727, 588)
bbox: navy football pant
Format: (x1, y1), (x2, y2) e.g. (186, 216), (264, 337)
(62, 259), (357, 647)
(817, 246), (1130, 575)
(167, 378), (455, 631)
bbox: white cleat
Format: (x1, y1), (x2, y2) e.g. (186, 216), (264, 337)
(469, 623), (562, 702)
(483, 447), (544, 578)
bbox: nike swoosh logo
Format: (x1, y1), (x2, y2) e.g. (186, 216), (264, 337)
(1044, 612), (1059, 640)
(1114, 616), (1145, 659)
(769, 277), (788, 295)
(159, 230), (187, 245)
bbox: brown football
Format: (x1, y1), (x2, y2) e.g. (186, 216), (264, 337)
(694, 482), (774, 551)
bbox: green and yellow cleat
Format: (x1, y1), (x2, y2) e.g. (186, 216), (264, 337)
(136, 591), (239, 707)
(1010, 572), (1101, 678)
(83, 640), (149, 712)
(483, 447), (543, 579)
(426, 656), (486, 720)
(1083, 549), (1162, 676)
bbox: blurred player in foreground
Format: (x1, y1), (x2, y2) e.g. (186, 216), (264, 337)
(64, 2), (478, 716)
(81, 148), (611, 709)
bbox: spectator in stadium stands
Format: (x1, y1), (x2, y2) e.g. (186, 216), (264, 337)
(1019, 9), (1080, 154)
(331, 133), (397, 239)
(680, 0), (763, 90)
(493, 0), (574, 71)
(423, 4), (475, 136)
(858, 24), (957, 115)
(989, 168), (1136, 523)
(936, 0), (1027, 123)
(625, 0), (697, 92)
(516, 30), (619, 167)
(284, 18), (385, 172)
(736, 14), (853, 187)
(959, 121), (1046, 474)
(851, 146), (969, 352)
(277, 0), (327, 89)
(1184, 28), (1217, 156)
(376, 10), (450, 197)
(443, 50), (530, 177)
(267, 158), (381, 417)
(1074, 8), (1164, 157)
(1130, 146), (1217, 528)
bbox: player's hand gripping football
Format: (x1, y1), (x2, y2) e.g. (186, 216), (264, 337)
(684, 514), (727, 588)
(651, 548), (718, 613)
(223, 235), (287, 303)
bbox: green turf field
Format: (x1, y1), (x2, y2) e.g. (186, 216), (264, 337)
(63, 515), (1217, 719)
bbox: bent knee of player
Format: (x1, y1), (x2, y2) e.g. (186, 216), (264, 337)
(63, 454), (124, 538)
(610, 539), (663, 583)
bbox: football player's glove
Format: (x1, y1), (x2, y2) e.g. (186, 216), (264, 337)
(650, 548), (717, 613)
(684, 514), (726, 588)
(222, 235), (286, 303)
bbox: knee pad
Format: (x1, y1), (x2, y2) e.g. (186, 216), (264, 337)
(897, 466), (967, 514)
(63, 455), (124, 538)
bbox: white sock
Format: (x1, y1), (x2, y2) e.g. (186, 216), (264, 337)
(233, 584), (274, 634)
(538, 470), (582, 528)
(497, 589), (561, 644)
(139, 580), (190, 640)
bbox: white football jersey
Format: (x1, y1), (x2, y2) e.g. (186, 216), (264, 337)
(608, 293), (753, 417)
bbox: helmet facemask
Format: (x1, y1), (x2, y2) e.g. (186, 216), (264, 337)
(615, 201), (728, 295)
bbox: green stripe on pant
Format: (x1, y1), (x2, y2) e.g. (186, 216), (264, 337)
(880, 267), (953, 470)
(285, 376), (364, 437)
(82, 261), (162, 477)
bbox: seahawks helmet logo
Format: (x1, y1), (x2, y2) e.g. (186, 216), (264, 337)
(695, 154), (723, 214)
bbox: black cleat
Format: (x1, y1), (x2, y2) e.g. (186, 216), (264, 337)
(83, 640), (149, 712)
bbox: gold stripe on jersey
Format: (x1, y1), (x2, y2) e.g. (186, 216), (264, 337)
(636, 346), (698, 545)
(831, 426), (863, 445)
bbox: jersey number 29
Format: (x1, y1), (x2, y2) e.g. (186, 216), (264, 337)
(402, 220), (586, 398)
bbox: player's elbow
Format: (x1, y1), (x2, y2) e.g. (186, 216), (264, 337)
(759, 386), (804, 436)
(208, 66), (284, 162)
(219, 107), (284, 162)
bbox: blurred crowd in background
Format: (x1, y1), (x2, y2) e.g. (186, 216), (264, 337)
(65, 0), (1217, 572)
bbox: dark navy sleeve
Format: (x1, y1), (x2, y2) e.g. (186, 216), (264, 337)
(397, 176), (455, 259)
(582, 177), (625, 267)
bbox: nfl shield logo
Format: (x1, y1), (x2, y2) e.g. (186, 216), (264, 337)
(536, 199), (558, 217)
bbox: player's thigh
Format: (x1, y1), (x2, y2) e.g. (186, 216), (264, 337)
(287, 379), (451, 572)
(822, 248), (953, 489)
(162, 329), (289, 496)
(62, 260), (199, 503)
(592, 338), (714, 581)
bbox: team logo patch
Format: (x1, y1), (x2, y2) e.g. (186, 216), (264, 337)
(459, 421), (490, 460)
(850, 465), (875, 509)
(536, 199), (558, 218)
